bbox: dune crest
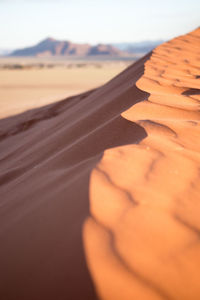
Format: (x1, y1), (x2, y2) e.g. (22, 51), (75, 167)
(84, 28), (200, 299)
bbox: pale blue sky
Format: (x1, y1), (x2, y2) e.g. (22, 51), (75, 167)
(0, 0), (199, 49)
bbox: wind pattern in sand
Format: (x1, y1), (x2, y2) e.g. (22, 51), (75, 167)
(84, 28), (200, 300)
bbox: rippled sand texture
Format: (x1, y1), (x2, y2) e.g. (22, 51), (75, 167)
(84, 28), (200, 300)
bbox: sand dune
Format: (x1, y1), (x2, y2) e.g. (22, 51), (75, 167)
(0, 28), (199, 300)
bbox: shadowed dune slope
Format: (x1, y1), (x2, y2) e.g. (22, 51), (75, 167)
(0, 51), (149, 300)
(84, 28), (200, 300)
(0, 28), (200, 300)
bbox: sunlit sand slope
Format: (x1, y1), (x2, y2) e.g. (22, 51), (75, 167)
(84, 28), (200, 300)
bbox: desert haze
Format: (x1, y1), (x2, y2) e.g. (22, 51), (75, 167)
(0, 59), (130, 118)
(10, 38), (124, 57)
(0, 28), (200, 300)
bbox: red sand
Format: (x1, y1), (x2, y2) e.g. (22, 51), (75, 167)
(0, 28), (200, 299)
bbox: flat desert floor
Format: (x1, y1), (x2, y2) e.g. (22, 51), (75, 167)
(0, 59), (131, 118)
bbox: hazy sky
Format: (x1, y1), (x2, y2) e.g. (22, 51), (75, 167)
(0, 0), (199, 48)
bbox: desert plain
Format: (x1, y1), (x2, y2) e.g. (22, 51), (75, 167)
(0, 57), (132, 118)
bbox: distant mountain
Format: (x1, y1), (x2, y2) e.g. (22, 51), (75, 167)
(10, 38), (124, 57)
(112, 40), (164, 54)
(9, 38), (164, 57)
(88, 44), (122, 56)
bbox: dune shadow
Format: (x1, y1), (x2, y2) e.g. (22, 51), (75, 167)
(0, 58), (149, 300)
(182, 88), (200, 96)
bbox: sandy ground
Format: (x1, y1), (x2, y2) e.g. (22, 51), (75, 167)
(0, 62), (128, 118)
(0, 29), (200, 300)
(84, 28), (200, 300)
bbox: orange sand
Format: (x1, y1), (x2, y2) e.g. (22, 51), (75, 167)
(0, 28), (199, 300)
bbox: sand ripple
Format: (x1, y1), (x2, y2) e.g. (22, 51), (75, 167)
(84, 28), (200, 300)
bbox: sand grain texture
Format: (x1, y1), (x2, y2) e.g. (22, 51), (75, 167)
(84, 28), (200, 300)
(0, 29), (200, 300)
